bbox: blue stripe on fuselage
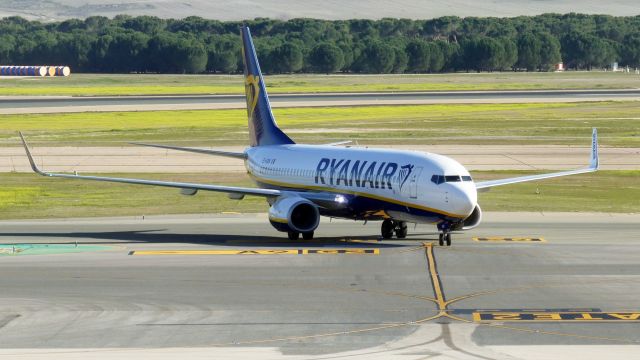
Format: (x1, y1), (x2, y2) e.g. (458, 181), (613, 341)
(251, 179), (455, 223)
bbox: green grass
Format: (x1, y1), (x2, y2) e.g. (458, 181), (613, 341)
(0, 171), (636, 220)
(474, 170), (640, 213)
(0, 173), (264, 219)
(4, 101), (639, 147)
(0, 72), (639, 96)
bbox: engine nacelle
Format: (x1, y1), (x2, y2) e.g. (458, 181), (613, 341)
(268, 196), (320, 233)
(458, 205), (482, 230)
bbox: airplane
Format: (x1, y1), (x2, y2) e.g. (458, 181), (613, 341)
(19, 26), (600, 246)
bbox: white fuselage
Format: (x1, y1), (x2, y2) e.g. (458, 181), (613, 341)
(245, 145), (477, 224)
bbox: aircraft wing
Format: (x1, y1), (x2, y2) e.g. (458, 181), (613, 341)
(475, 128), (599, 190)
(20, 132), (277, 198)
(130, 142), (247, 159)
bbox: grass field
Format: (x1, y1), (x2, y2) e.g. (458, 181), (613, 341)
(4, 101), (639, 147)
(1, 72), (639, 96)
(0, 171), (636, 220)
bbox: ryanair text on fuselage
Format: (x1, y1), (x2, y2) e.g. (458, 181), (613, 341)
(315, 157), (413, 191)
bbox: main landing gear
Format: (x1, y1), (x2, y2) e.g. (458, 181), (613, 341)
(288, 231), (314, 240)
(381, 219), (408, 239)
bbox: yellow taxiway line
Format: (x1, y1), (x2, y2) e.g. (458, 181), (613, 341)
(130, 248), (379, 255)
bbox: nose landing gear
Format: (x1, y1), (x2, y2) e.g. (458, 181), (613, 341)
(381, 219), (408, 239)
(437, 222), (453, 246)
(438, 232), (451, 246)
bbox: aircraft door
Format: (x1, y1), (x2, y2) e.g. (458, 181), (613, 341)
(409, 167), (422, 199)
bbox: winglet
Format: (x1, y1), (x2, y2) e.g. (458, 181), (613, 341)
(590, 128), (599, 170)
(18, 132), (48, 176)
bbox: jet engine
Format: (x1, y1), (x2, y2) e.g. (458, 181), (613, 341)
(458, 205), (482, 230)
(268, 196), (320, 233)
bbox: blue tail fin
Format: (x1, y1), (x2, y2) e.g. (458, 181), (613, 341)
(241, 26), (294, 147)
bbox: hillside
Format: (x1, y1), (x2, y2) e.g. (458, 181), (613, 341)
(0, 0), (639, 21)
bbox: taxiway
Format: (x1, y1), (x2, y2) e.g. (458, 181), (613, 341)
(0, 212), (638, 359)
(2, 89), (640, 114)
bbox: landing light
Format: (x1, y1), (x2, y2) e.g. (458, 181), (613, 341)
(335, 195), (347, 204)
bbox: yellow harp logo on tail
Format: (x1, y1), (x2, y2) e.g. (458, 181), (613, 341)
(245, 74), (260, 119)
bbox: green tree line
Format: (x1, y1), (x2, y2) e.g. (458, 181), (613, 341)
(0, 14), (638, 74)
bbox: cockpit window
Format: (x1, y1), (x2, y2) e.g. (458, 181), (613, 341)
(431, 175), (444, 184)
(433, 174), (472, 184)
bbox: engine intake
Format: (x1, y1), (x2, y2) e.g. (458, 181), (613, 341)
(458, 205), (482, 230)
(269, 196), (320, 233)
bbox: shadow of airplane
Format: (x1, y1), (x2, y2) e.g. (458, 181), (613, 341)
(0, 229), (440, 249)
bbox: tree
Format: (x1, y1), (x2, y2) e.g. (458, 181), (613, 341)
(461, 36), (503, 71)
(88, 35), (113, 72)
(175, 37), (207, 73)
(622, 33), (640, 67)
(562, 32), (617, 69)
(207, 49), (239, 73)
(392, 46), (408, 73)
(498, 37), (518, 70)
(147, 32), (207, 73)
(0, 14), (637, 74)
(427, 42), (445, 72)
(406, 39), (429, 72)
(0, 35), (15, 63)
(55, 32), (93, 71)
(357, 40), (396, 73)
(122, 15), (165, 35)
(538, 33), (561, 71)
(308, 43), (343, 73)
(269, 43), (303, 73)
(439, 41), (461, 71)
(102, 31), (150, 72)
(517, 33), (542, 71)
(206, 34), (240, 73)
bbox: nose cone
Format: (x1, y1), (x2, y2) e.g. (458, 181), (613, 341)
(448, 184), (477, 217)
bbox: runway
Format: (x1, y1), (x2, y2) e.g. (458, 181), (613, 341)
(2, 89), (640, 114)
(1, 212), (639, 359)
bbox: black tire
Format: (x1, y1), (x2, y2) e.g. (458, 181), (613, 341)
(381, 219), (394, 239)
(438, 233), (444, 246)
(395, 221), (408, 239)
(302, 231), (314, 240)
(288, 231), (300, 240)
(445, 233), (452, 246)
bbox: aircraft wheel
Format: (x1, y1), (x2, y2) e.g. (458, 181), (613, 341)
(381, 219), (394, 239)
(288, 231), (300, 240)
(302, 231), (314, 240)
(438, 233), (444, 246)
(395, 221), (408, 239)
(445, 233), (452, 246)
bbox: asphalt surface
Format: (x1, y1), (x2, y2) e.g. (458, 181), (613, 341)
(0, 212), (639, 359)
(2, 89), (640, 114)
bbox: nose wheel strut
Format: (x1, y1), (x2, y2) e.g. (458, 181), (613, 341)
(438, 232), (452, 246)
(437, 222), (453, 246)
